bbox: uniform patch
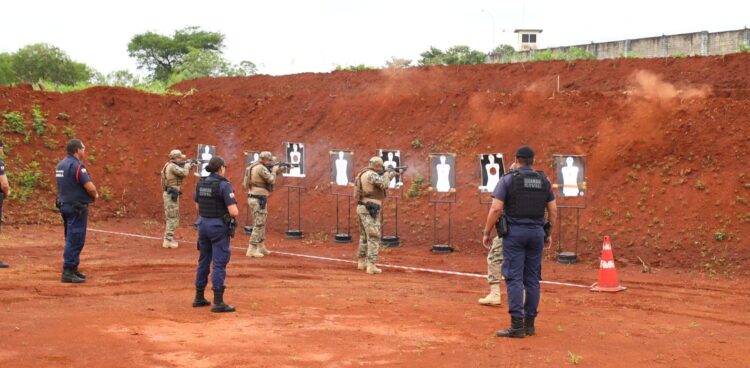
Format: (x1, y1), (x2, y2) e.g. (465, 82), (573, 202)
(56, 170), (64, 178)
(81, 168), (88, 173)
(229, 192), (236, 199)
(0, 166), (4, 171)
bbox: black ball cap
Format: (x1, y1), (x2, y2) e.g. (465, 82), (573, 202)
(516, 145), (534, 159)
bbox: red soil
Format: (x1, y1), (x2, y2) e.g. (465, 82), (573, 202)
(1, 54), (750, 366)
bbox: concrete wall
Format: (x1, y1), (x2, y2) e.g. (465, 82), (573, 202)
(490, 28), (750, 63)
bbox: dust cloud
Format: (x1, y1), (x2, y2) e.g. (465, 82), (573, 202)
(629, 70), (710, 100)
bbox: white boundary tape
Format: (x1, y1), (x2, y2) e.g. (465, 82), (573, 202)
(89, 228), (590, 289)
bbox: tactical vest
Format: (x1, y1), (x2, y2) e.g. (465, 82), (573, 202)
(504, 170), (550, 219)
(161, 162), (184, 189)
(56, 155), (92, 204)
(354, 168), (386, 202)
(249, 162), (271, 190)
(197, 176), (229, 218)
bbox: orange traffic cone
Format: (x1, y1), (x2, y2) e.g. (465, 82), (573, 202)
(590, 236), (627, 292)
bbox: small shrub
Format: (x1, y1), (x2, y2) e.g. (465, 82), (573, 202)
(100, 186), (112, 201)
(88, 153), (96, 164)
(56, 112), (70, 121)
(564, 47), (595, 62)
(411, 138), (423, 149)
(567, 351), (582, 365)
(603, 209), (613, 218)
(31, 105), (47, 135)
(8, 161), (44, 203)
(407, 173), (426, 199)
(695, 180), (706, 191)
(2, 111), (26, 134)
(714, 229), (725, 241)
(63, 125), (76, 139)
(740, 43), (750, 53)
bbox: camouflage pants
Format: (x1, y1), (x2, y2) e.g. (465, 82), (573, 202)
(163, 192), (179, 241)
(487, 236), (504, 285)
(357, 204), (381, 264)
(249, 197), (268, 246)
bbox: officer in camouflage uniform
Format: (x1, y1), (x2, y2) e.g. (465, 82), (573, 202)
(354, 156), (398, 274)
(0, 141), (10, 268)
(479, 162), (517, 306)
(242, 151), (280, 257)
(161, 149), (196, 249)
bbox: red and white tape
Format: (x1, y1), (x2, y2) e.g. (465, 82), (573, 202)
(89, 228), (589, 288)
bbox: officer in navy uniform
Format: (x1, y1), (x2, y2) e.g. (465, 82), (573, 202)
(0, 141), (10, 268)
(192, 156), (239, 313)
(482, 145), (557, 338)
(55, 139), (99, 283)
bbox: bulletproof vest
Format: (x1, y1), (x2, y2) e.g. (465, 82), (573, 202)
(504, 170), (550, 219)
(249, 162), (271, 190)
(197, 176), (229, 218)
(161, 162), (184, 189)
(56, 155), (92, 204)
(354, 168), (386, 201)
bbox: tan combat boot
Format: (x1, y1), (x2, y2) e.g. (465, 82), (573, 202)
(257, 244), (271, 256)
(366, 263), (382, 274)
(169, 240), (179, 248)
(163, 239), (178, 248)
(246, 244), (263, 258)
(478, 284), (502, 306)
(357, 259), (366, 270)
(162, 239), (171, 248)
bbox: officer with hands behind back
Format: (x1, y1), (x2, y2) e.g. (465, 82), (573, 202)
(482, 145), (557, 338)
(56, 139), (99, 283)
(192, 156), (239, 313)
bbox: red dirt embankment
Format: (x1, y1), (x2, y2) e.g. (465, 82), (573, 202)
(1, 54), (750, 273)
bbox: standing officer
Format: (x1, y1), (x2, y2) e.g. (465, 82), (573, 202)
(354, 157), (398, 274)
(482, 146), (556, 338)
(0, 141), (9, 268)
(56, 139), (99, 283)
(161, 149), (196, 249)
(192, 156), (239, 313)
(478, 162), (518, 306)
(242, 151), (280, 258)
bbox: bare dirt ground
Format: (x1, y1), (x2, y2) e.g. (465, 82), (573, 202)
(1, 220), (748, 367)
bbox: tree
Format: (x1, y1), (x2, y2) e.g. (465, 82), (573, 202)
(0, 53), (13, 85)
(492, 44), (516, 56)
(128, 26), (225, 82)
(418, 45), (488, 66)
(105, 70), (142, 87)
(168, 48), (256, 84)
(10, 43), (92, 85)
(385, 56), (412, 69)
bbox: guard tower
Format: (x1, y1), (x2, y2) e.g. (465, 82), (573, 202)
(514, 29), (543, 51)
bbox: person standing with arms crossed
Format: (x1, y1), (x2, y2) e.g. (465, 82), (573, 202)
(55, 139), (99, 283)
(482, 146), (556, 338)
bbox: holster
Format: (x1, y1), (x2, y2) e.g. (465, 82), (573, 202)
(223, 214), (237, 238)
(359, 201), (380, 219)
(165, 187), (180, 202)
(250, 194), (268, 210)
(495, 214), (509, 237)
(543, 221), (552, 239)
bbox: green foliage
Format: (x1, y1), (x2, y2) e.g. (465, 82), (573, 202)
(100, 186), (112, 201)
(103, 69), (142, 87)
(567, 351), (583, 365)
(31, 105), (47, 135)
(714, 229), (725, 241)
(619, 52), (640, 59)
(418, 45), (487, 66)
(8, 160), (44, 203)
(0, 52), (13, 85)
(564, 47), (595, 62)
(168, 48), (256, 84)
(2, 111), (26, 134)
(739, 43), (750, 53)
(384, 57), (412, 69)
(490, 44), (517, 63)
(410, 138), (423, 149)
(63, 125), (76, 139)
(407, 173), (426, 199)
(128, 26), (226, 82)
(334, 64), (374, 71)
(10, 43), (92, 85)
(529, 47), (594, 63)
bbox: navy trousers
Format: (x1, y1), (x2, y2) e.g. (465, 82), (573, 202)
(195, 217), (231, 291)
(502, 224), (545, 319)
(61, 204), (88, 269)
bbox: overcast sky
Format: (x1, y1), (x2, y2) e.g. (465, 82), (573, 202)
(2, 0), (748, 76)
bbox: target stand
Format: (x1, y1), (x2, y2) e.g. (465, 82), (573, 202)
(284, 182), (305, 239)
(552, 154), (588, 264)
(381, 188), (403, 248)
(242, 202), (253, 236)
(331, 191), (353, 243)
(430, 191), (456, 253)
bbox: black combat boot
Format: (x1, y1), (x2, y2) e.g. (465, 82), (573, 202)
(496, 317), (525, 338)
(61, 268), (85, 283)
(211, 287), (236, 313)
(72, 266), (87, 280)
(192, 286), (211, 307)
(0, 261), (8, 268)
(525, 316), (536, 336)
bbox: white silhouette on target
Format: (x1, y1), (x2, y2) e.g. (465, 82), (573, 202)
(561, 156), (580, 197)
(335, 151), (348, 186)
(436, 155), (451, 193)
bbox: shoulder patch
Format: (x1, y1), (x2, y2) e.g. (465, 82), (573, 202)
(0, 166), (4, 171)
(229, 192), (236, 199)
(81, 168), (88, 173)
